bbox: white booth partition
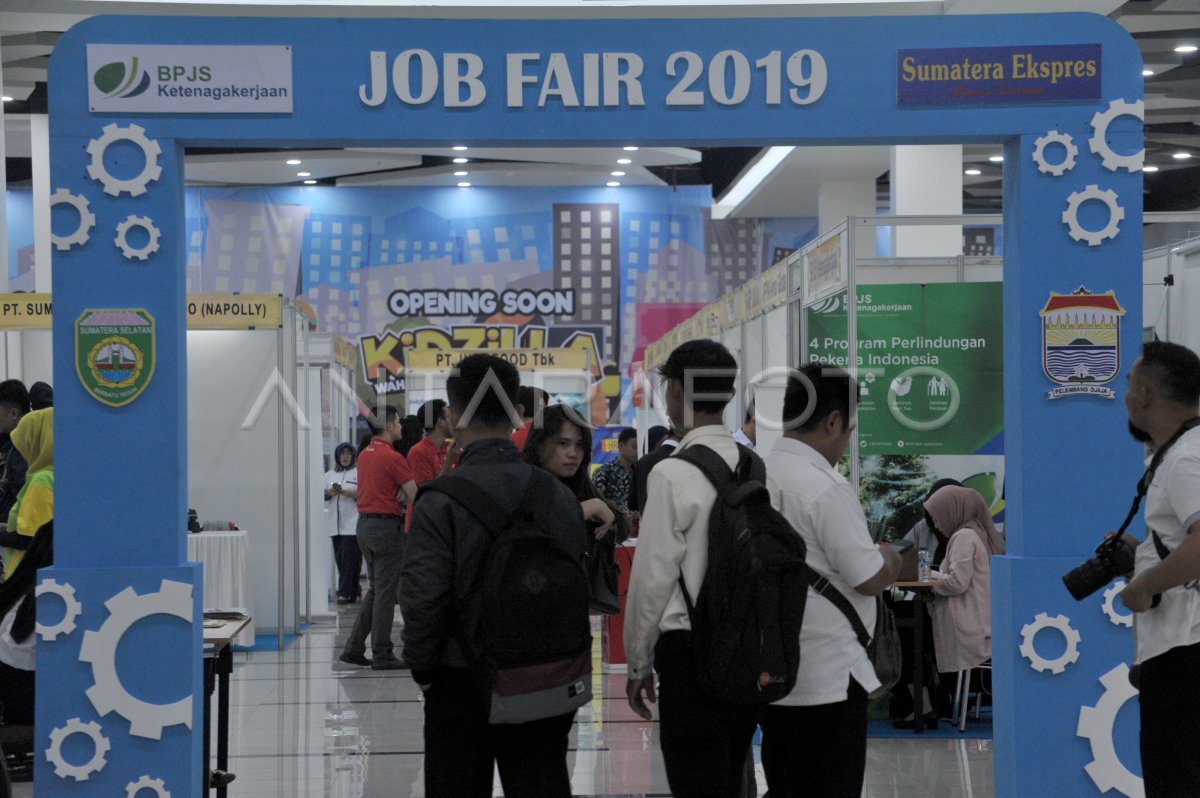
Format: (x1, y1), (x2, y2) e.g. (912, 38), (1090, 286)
(0, 292), (314, 648)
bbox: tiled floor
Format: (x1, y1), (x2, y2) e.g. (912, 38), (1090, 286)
(209, 606), (995, 798)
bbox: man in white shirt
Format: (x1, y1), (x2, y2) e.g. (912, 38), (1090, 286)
(1118, 341), (1200, 798)
(624, 339), (756, 798)
(763, 363), (901, 798)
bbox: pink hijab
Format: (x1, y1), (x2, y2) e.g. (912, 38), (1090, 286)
(924, 485), (1005, 556)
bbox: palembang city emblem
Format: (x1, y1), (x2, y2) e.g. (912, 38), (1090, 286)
(1040, 287), (1124, 400)
(75, 308), (156, 407)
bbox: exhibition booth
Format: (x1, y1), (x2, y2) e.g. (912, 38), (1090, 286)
(34, 11), (1147, 798)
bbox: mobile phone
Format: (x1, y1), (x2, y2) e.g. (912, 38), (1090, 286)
(888, 539), (915, 555)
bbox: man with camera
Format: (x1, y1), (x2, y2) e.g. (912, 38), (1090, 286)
(1117, 341), (1200, 798)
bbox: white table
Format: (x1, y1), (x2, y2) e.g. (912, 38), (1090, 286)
(189, 530), (256, 647)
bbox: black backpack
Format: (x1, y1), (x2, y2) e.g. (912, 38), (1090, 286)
(675, 444), (810, 707)
(420, 468), (593, 724)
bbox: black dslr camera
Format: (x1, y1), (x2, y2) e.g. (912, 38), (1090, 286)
(1062, 535), (1135, 601)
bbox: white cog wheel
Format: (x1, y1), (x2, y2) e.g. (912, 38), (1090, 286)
(1018, 612), (1081, 674)
(114, 215), (162, 261)
(1062, 185), (1124, 247)
(1077, 663), (1143, 798)
(35, 578), (83, 641)
(1089, 99), (1145, 173)
(49, 188), (96, 251)
(1101, 581), (1134, 628)
(79, 579), (194, 739)
(85, 123), (163, 197)
(126, 774), (171, 798)
(1032, 130), (1078, 176)
(45, 717), (110, 781)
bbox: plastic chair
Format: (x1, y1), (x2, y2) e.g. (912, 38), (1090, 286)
(952, 660), (992, 732)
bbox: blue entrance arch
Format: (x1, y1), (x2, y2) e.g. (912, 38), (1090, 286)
(45, 13), (1144, 797)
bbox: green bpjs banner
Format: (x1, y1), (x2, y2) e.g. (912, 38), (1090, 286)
(807, 283), (1002, 454)
(87, 44), (292, 113)
(75, 309), (156, 408)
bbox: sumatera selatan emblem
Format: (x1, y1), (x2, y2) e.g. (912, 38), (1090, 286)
(75, 308), (156, 407)
(1040, 287), (1124, 400)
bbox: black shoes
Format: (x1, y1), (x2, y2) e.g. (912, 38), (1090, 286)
(370, 654), (409, 671)
(339, 652), (372, 667)
(892, 713), (939, 730)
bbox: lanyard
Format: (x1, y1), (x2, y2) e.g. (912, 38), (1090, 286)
(1116, 417), (1200, 538)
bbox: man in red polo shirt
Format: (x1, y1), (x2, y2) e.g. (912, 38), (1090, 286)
(340, 406), (418, 670)
(407, 399), (456, 485)
(510, 386), (548, 452)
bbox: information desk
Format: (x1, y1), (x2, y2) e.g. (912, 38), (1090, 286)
(188, 530), (255, 646)
(892, 580), (937, 735)
(203, 616), (250, 797)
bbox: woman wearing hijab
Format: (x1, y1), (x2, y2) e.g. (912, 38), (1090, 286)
(924, 485), (1004, 676)
(325, 442), (361, 605)
(0, 408), (52, 581)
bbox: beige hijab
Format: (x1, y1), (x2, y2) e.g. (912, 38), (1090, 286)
(924, 485), (1004, 556)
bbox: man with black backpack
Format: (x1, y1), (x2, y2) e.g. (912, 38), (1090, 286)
(761, 364), (902, 798)
(401, 353), (592, 798)
(624, 338), (765, 798)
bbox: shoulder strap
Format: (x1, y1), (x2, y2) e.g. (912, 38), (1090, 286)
(804, 569), (872, 649)
(675, 443), (735, 493)
(1116, 417), (1200, 541)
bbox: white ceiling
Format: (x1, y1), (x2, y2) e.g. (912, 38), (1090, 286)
(2, 0), (1198, 216)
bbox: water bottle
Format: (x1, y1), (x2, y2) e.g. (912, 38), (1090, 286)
(918, 547), (931, 582)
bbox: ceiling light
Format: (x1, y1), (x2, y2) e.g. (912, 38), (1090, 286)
(611, 171), (626, 177)
(712, 145), (795, 220)
(1174, 45), (1198, 53)
(623, 146), (639, 151)
(1142, 69), (1154, 77)
(988, 155), (1004, 163)
(286, 159), (302, 165)
(451, 146), (468, 151)
(964, 168), (982, 176)
(607, 181), (621, 187)
(303, 180), (317, 185)
(1173, 152), (1192, 160)
(453, 157), (469, 164)
(1143, 165), (1159, 172)
(454, 171), (468, 177)
(457, 182), (471, 187)
(297, 171), (311, 177)
(617, 158), (632, 165)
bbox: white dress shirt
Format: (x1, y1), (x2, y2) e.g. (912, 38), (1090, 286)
(324, 467), (359, 537)
(766, 437), (884, 706)
(624, 425), (738, 681)
(1133, 427), (1200, 665)
(732, 428), (756, 452)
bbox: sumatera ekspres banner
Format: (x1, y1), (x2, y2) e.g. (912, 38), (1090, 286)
(806, 283), (1003, 455)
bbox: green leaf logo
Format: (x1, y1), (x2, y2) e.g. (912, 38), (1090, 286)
(93, 61), (126, 94)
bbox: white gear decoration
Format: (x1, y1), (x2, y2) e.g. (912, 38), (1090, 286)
(45, 717), (110, 781)
(49, 188), (96, 251)
(1089, 99), (1145, 173)
(1077, 663), (1144, 798)
(85, 123), (163, 197)
(35, 578), (83, 642)
(79, 579), (194, 739)
(1102, 581), (1134, 628)
(1018, 612), (1081, 674)
(1062, 185), (1124, 247)
(114, 215), (162, 261)
(126, 774), (171, 798)
(1032, 130), (1078, 176)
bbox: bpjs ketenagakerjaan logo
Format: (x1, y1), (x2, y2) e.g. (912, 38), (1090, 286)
(92, 58), (152, 99)
(94, 58), (215, 99)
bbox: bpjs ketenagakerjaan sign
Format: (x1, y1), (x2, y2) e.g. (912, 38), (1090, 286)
(87, 44), (292, 113)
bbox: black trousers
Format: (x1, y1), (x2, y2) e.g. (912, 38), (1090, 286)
(331, 535), (362, 600)
(655, 631), (759, 798)
(423, 667), (575, 798)
(760, 678), (868, 798)
(1140, 640), (1200, 798)
(0, 661), (33, 726)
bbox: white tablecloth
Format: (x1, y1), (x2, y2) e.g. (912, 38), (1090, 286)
(188, 530), (255, 647)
